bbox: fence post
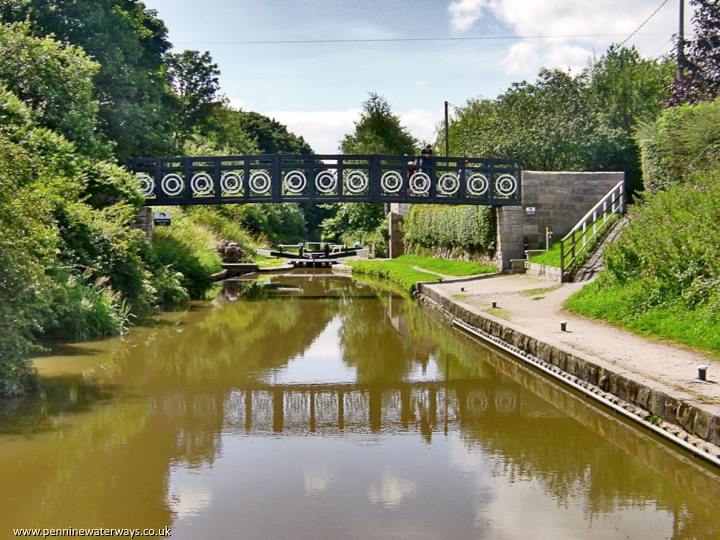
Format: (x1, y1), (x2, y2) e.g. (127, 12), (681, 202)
(560, 240), (565, 282)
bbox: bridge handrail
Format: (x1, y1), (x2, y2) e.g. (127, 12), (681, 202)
(559, 180), (625, 281)
(128, 153), (522, 207)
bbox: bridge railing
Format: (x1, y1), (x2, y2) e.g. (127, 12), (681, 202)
(559, 180), (625, 281)
(128, 154), (522, 206)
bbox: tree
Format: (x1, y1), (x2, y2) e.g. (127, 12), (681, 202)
(323, 93), (417, 249)
(2, 0), (177, 160)
(228, 110), (313, 154)
(340, 93), (416, 155)
(587, 46), (673, 191)
(670, 0), (720, 103)
(443, 48), (671, 193)
(168, 50), (221, 145)
(0, 22), (105, 155)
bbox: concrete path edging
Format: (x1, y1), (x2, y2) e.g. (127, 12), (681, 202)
(416, 283), (720, 467)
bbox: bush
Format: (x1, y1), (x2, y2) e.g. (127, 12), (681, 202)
(149, 265), (191, 306)
(636, 98), (720, 191)
(404, 205), (495, 258)
(42, 269), (131, 341)
(185, 206), (254, 254)
(568, 171), (720, 353)
(229, 203), (307, 244)
(54, 201), (158, 315)
(0, 135), (54, 395)
(603, 172), (720, 310)
(152, 210), (222, 299)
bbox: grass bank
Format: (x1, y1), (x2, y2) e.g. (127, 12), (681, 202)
(349, 255), (496, 293)
(566, 276), (720, 356)
(529, 215), (619, 268)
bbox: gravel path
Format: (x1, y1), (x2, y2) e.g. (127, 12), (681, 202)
(428, 274), (720, 412)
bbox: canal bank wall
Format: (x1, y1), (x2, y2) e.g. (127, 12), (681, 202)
(416, 283), (720, 466)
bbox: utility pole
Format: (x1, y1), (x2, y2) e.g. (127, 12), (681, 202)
(444, 100), (450, 158)
(677, 0), (685, 80)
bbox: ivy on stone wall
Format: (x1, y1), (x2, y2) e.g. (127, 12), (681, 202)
(403, 205), (496, 258)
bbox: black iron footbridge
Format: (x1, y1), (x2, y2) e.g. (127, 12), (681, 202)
(128, 154), (522, 206)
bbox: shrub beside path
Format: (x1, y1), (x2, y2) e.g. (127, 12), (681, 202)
(428, 274), (720, 410)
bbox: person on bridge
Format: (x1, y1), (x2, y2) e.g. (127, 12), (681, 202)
(419, 144), (433, 172)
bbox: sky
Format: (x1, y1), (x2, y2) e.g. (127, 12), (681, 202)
(143, 0), (688, 153)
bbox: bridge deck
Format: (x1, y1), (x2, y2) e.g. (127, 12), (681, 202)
(129, 154), (521, 206)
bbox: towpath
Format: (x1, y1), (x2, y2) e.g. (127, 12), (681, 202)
(426, 274), (720, 412)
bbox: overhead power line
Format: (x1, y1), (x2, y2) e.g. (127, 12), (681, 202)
(618, 0), (671, 47)
(651, 36), (675, 58)
(175, 32), (669, 46)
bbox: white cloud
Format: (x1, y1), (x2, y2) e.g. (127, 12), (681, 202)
(543, 44), (594, 73)
(400, 108), (441, 146)
(448, 0), (690, 75)
(265, 109), (361, 154)
(449, 0), (490, 31)
(501, 41), (540, 76)
(265, 108), (441, 154)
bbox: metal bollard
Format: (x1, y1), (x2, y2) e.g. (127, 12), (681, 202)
(560, 321), (567, 332)
(698, 365), (709, 381)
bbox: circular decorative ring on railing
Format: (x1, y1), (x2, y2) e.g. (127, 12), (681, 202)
(315, 170), (337, 194)
(161, 173), (184, 197)
(135, 173), (155, 197)
(191, 172), (213, 196)
(437, 172), (460, 196)
(220, 172), (243, 195)
(344, 170), (368, 194)
(409, 172), (431, 195)
(249, 170), (271, 194)
(495, 174), (518, 197)
(284, 170), (307, 194)
(380, 171), (403, 194)
(466, 173), (489, 196)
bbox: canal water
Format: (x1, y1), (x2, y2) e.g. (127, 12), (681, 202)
(1, 272), (719, 539)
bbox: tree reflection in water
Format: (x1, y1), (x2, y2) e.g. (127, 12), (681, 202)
(0, 273), (719, 537)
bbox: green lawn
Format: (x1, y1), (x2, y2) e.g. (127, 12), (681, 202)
(349, 255), (496, 293)
(566, 278), (720, 356)
(529, 215), (619, 268)
(255, 256), (289, 268)
(396, 255), (496, 276)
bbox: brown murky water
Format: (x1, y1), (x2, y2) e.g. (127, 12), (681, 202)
(1, 272), (720, 539)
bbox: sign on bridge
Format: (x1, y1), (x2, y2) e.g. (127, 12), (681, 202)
(129, 154), (521, 206)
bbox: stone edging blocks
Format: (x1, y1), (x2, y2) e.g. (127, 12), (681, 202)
(416, 283), (720, 464)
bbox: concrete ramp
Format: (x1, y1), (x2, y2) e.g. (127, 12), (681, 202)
(572, 216), (628, 282)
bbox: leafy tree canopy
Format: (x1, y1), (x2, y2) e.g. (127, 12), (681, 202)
(2, 0), (176, 160)
(441, 47), (671, 193)
(168, 50), (222, 145)
(0, 22), (105, 155)
(670, 0), (720, 103)
(323, 93), (417, 249)
(341, 92), (416, 155)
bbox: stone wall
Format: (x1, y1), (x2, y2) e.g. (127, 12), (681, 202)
(418, 284), (720, 455)
(495, 206), (524, 271)
(386, 172), (623, 266)
(388, 203), (410, 259)
(388, 212), (405, 258)
(521, 171), (624, 249)
(133, 207), (153, 241)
